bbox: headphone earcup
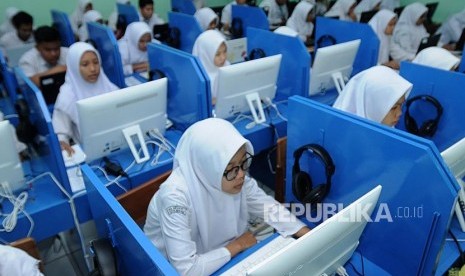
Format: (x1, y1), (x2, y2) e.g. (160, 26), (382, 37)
(419, 119), (436, 137)
(404, 112), (418, 134)
(292, 171), (313, 202)
(302, 184), (327, 205)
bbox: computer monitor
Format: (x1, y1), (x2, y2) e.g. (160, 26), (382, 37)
(39, 71), (66, 105)
(0, 121), (25, 193)
(425, 2), (438, 21)
(417, 34), (440, 54)
(247, 185), (382, 276)
(214, 54), (282, 125)
(441, 138), (465, 181)
(77, 78), (168, 162)
(5, 43), (34, 67)
(359, 10), (377, 23)
(455, 28), (465, 52)
(309, 39), (361, 96)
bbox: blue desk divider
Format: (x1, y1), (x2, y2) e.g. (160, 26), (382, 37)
(314, 17), (379, 76)
(51, 10), (76, 47)
(148, 43), (211, 131)
(82, 164), (179, 276)
(246, 27), (310, 101)
(286, 95), (458, 275)
(117, 3), (139, 26)
(167, 12), (202, 53)
(0, 52), (19, 104)
(459, 43), (465, 73)
(87, 22), (126, 88)
(171, 0), (196, 15)
(397, 61), (465, 152)
(232, 5), (269, 38)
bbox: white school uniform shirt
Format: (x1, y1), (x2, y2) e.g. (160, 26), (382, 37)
(368, 9), (397, 64)
(192, 30), (230, 100)
(333, 65), (412, 123)
(380, 0), (400, 11)
(286, 1), (314, 42)
(19, 47), (69, 77)
(52, 42), (119, 144)
(108, 0), (130, 31)
(117, 22), (151, 75)
(325, 0), (356, 21)
(194, 7), (219, 31)
(78, 10), (102, 42)
(389, 2), (428, 61)
(437, 8), (465, 45)
(259, 0), (289, 29)
(0, 245), (43, 276)
(412, 46), (460, 71)
(70, 0), (93, 34)
(0, 31), (35, 50)
(0, 7), (19, 37)
(354, 0), (381, 21)
(144, 118), (306, 276)
(221, 1), (248, 27)
(139, 12), (165, 32)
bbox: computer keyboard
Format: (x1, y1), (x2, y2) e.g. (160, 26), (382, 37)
(222, 235), (295, 276)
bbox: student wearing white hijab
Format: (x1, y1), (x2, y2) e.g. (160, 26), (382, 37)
(412, 46), (460, 71)
(194, 7), (219, 31)
(259, 0), (289, 30)
(192, 30), (230, 102)
(78, 10), (103, 42)
(0, 7), (19, 37)
(368, 9), (398, 68)
(53, 42), (119, 154)
(108, 0), (131, 33)
(221, 0), (248, 34)
(117, 21), (151, 75)
(389, 2), (428, 62)
(324, 0), (357, 21)
(286, 1), (315, 44)
(436, 8), (465, 49)
(144, 118), (309, 276)
(333, 65), (412, 126)
(354, 0), (381, 21)
(379, 0), (400, 11)
(70, 0), (93, 34)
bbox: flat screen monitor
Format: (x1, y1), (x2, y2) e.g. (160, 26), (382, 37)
(359, 10), (377, 23)
(39, 71), (66, 105)
(309, 39), (361, 96)
(77, 78), (168, 162)
(214, 54), (282, 124)
(5, 43), (34, 67)
(441, 137), (465, 180)
(0, 121), (25, 193)
(247, 185), (382, 276)
(425, 2), (438, 20)
(417, 34), (440, 54)
(455, 28), (465, 52)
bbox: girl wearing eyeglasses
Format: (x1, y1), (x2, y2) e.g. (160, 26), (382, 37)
(144, 118), (309, 276)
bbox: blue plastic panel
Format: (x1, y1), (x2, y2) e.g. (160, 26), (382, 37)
(315, 17), (379, 76)
(232, 5), (269, 38)
(87, 22), (125, 88)
(0, 51), (19, 103)
(286, 95), (458, 275)
(247, 27), (310, 101)
(51, 10), (76, 47)
(168, 12), (202, 53)
(117, 3), (140, 25)
(82, 164), (179, 276)
(459, 42), (465, 73)
(171, 0), (196, 15)
(397, 61), (465, 152)
(148, 43), (210, 131)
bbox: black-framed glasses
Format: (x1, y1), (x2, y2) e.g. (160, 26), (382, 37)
(223, 153), (253, 181)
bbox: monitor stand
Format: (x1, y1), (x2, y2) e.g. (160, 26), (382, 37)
(331, 71), (346, 94)
(246, 92), (266, 125)
(122, 124), (150, 164)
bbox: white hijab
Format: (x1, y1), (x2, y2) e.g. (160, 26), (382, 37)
(192, 30), (230, 99)
(355, 0), (381, 15)
(413, 46), (460, 71)
(78, 10), (102, 41)
(286, 1), (314, 42)
(325, 0), (356, 21)
(333, 65), (412, 123)
(438, 8), (465, 44)
(274, 26), (299, 37)
(71, 0), (93, 31)
(118, 21), (151, 64)
(54, 42), (119, 125)
(392, 2), (428, 54)
(368, 9), (397, 64)
(194, 7), (219, 31)
(166, 118), (252, 252)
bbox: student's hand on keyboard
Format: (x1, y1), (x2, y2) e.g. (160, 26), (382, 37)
(226, 231), (257, 257)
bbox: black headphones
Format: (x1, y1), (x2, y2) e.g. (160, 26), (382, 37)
(292, 144), (335, 205)
(248, 48), (266, 60)
(404, 95), (443, 137)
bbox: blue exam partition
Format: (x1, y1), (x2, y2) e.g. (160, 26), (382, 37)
(314, 17), (379, 76)
(232, 5), (269, 38)
(459, 42), (465, 73)
(148, 43), (210, 131)
(397, 61), (465, 152)
(87, 22), (126, 88)
(246, 27), (310, 101)
(0, 52), (19, 104)
(171, 0), (196, 15)
(167, 12), (202, 53)
(51, 10), (76, 47)
(82, 164), (179, 275)
(286, 95), (458, 275)
(116, 3), (139, 26)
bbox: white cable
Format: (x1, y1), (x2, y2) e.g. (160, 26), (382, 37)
(0, 182), (31, 235)
(91, 165), (128, 193)
(264, 97), (287, 122)
(336, 266), (349, 276)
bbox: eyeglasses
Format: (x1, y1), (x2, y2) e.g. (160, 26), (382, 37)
(223, 153), (253, 181)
